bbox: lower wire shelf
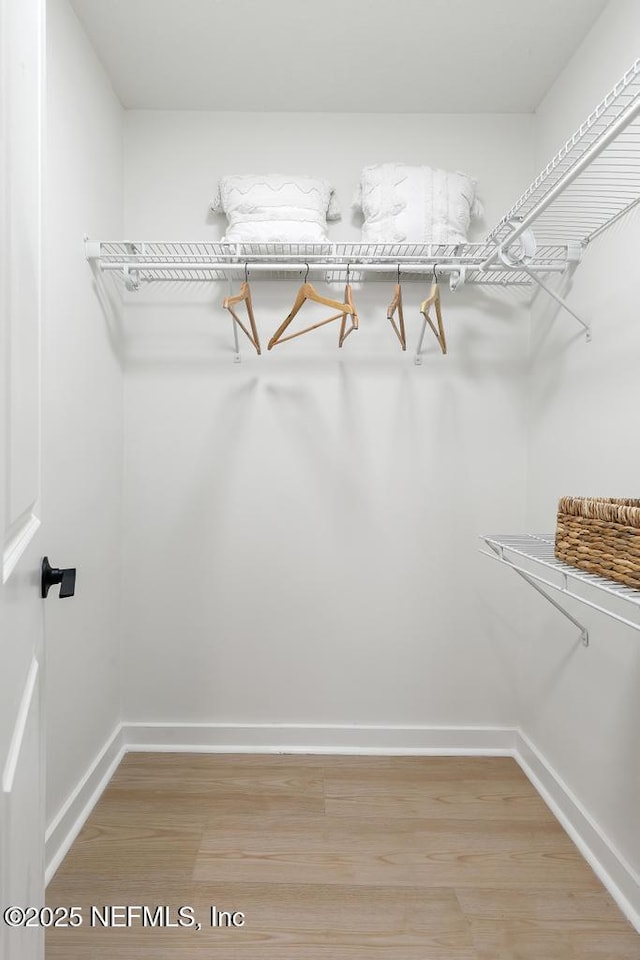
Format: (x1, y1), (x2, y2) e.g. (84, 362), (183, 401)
(481, 533), (640, 642)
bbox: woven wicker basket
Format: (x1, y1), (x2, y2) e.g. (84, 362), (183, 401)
(555, 497), (640, 589)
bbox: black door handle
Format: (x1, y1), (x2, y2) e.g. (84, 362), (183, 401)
(41, 557), (76, 599)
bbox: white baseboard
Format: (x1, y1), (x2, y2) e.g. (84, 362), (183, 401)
(124, 721), (516, 755)
(44, 721), (640, 932)
(515, 731), (640, 932)
(45, 723), (125, 885)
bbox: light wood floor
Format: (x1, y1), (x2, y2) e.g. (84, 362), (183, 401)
(46, 753), (639, 959)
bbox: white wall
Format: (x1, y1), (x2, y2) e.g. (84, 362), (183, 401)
(44, 0), (123, 822)
(43, 0), (640, 924)
(121, 111), (533, 730)
(521, 0), (640, 913)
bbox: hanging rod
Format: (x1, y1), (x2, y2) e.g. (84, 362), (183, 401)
(85, 239), (573, 290)
(97, 260), (567, 276)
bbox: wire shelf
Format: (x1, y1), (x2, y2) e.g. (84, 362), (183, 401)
(487, 59), (640, 249)
(86, 240), (571, 287)
(482, 534), (640, 634)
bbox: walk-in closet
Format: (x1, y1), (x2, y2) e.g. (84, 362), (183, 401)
(2, 1), (639, 957)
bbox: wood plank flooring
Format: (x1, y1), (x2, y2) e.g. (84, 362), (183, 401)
(46, 753), (639, 959)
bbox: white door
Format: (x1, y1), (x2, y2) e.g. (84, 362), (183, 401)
(1, 0), (46, 957)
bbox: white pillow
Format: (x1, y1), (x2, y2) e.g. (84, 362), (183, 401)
(211, 174), (341, 243)
(353, 163), (482, 244)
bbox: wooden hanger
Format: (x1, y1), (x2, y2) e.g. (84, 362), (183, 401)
(222, 269), (261, 355)
(268, 265), (358, 350)
(419, 268), (447, 355)
(338, 279), (359, 347)
(386, 266), (407, 350)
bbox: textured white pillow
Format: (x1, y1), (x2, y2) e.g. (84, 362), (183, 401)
(211, 174), (341, 243)
(353, 163), (483, 244)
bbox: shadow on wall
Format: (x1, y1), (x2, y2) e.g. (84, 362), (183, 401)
(122, 344), (515, 721)
(528, 209), (640, 426)
(106, 271), (535, 377)
(611, 646), (640, 865)
(451, 284), (530, 381)
(261, 368), (371, 533)
(519, 597), (640, 872)
(90, 259), (125, 363)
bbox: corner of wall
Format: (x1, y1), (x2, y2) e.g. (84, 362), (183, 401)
(44, 0), (126, 827)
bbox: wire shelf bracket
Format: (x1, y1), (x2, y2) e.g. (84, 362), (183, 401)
(481, 534), (640, 642)
(227, 278), (242, 363)
(492, 226), (590, 340)
(520, 261), (591, 341)
(482, 535), (589, 646)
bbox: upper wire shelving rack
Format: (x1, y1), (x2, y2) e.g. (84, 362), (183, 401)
(86, 59), (640, 341)
(84, 239), (572, 290)
(486, 58), (640, 253)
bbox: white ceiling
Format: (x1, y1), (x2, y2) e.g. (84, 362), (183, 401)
(69, 0), (609, 113)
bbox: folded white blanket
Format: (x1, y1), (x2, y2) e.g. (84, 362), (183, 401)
(211, 174), (341, 243)
(353, 163), (483, 244)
